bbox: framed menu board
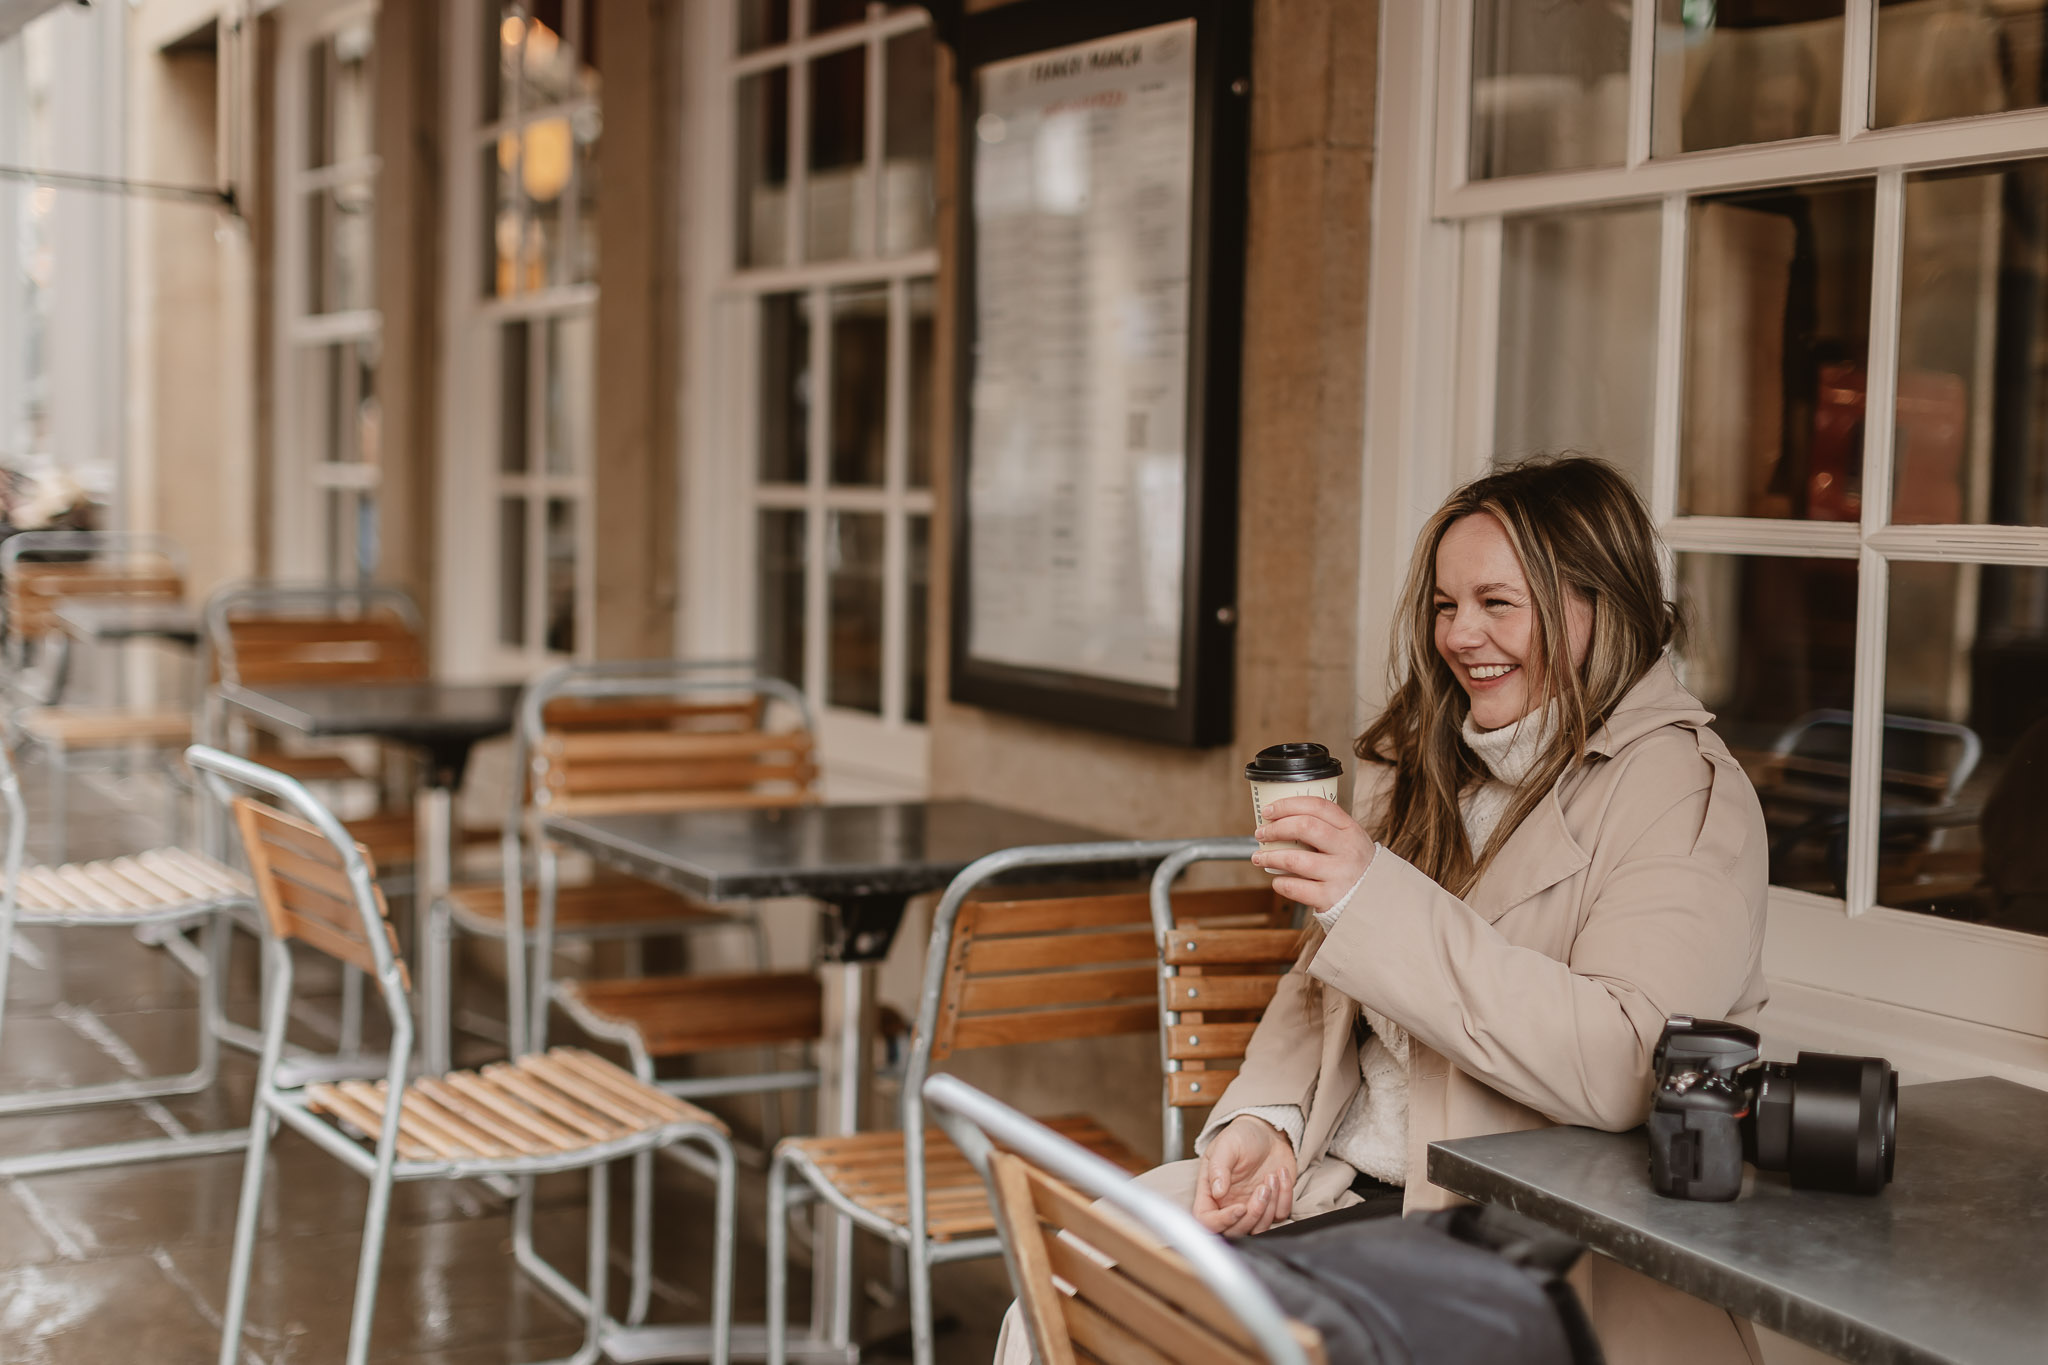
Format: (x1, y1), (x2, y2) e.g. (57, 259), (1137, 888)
(946, 0), (1249, 748)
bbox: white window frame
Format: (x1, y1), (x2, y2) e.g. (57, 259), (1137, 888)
(680, 0), (938, 795)
(1368, 0), (2048, 1083)
(438, 0), (599, 680)
(273, 0), (382, 584)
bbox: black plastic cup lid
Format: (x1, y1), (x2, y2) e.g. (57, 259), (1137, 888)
(1245, 742), (1343, 783)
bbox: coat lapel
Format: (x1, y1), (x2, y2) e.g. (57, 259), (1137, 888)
(1464, 787), (1589, 923)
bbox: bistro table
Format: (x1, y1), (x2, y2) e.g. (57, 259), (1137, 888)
(1428, 1075), (2048, 1365)
(542, 799), (1153, 1364)
(220, 679), (524, 1075)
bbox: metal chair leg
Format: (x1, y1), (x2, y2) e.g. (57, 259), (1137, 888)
(571, 1162), (610, 1365)
(48, 743), (67, 865)
(344, 1157), (400, 1365)
(907, 1230), (936, 1365)
(766, 1150), (791, 1365)
(629, 1147), (654, 1326)
(215, 1108), (277, 1365)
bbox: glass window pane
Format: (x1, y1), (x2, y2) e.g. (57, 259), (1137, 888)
(906, 513), (929, 723)
(308, 180), (375, 314)
(308, 22), (375, 170)
(811, 0), (870, 36)
(827, 510), (883, 714)
(1880, 562), (2048, 934)
(487, 139), (520, 296)
(500, 320), (530, 473)
(303, 339), (379, 469)
(499, 498), (528, 647)
(737, 68), (790, 268)
(882, 26), (935, 255)
(572, 107), (601, 284)
(486, 3), (516, 123)
(1874, 0), (2044, 128)
(758, 510), (807, 690)
(1895, 160), (2048, 526)
(546, 498), (578, 654)
(808, 46), (869, 262)
(830, 284), (888, 486)
(759, 293), (810, 483)
(1654, 1), (1843, 157)
(544, 313), (592, 476)
(1494, 204), (1659, 486)
(738, 0), (789, 54)
(1676, 552), (1861, 895)
(1680, 180), (1875, 520)
(907, 277), (934, 488)
(522, 116), (572, 291)
(1468, 0), (1629, 180)
(520, 2), (585, 107)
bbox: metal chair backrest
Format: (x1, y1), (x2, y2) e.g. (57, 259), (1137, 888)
(1148, 839), (1294, 1161)
(203, 581), (426, 687)
(1768, 708), (1983, 806)
(924, 1073), (1322, 1365)
(0, 531), (186, 648)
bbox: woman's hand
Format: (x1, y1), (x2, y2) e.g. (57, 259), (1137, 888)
(1251, 795), (1377, 912)
(1192, 1115), (1298, 1235)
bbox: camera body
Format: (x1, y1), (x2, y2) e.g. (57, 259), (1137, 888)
(1647, 1015), (1898, 1201)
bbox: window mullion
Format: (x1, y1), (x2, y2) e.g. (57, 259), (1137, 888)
(880, 276), (910, 725)
(864, 30), (884, 260)
(787, 47), (810, 263)
(1625, 0), (1654, 169)
(1433, 0), (1474, 202)
(1843, 167), (1906, 916)
(1452, 217), (1499, 476)
(804, 286), (831, 710)
(1648, 193), (1686, 533)
(1840, 0), (1874, 142)
(528, 316), (549, 653)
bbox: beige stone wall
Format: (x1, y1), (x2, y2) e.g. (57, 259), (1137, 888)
(927, 0), (1381, 838)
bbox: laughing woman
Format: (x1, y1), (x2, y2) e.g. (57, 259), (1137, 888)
(998, 456), (1771, 1365)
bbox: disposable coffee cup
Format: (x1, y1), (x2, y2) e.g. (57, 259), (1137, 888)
(1245, 743), (1344, 872)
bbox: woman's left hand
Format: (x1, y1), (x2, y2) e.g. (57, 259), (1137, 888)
(1252, 796), (1377, 912)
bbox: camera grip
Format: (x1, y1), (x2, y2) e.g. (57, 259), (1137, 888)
(1648, 1107), (1746, 1202)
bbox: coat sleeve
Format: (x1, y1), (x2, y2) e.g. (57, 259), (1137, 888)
(1311, 749), (1765, 1131)
(1203, 942), (1327, 1121)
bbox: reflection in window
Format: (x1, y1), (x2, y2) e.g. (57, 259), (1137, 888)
(500, 497), (528, 647)
(827, 511), (884, 714)
(1681, 179), (1875, 520)
(884, 26), (937, 255)
(907, 278), (935, 488)
(1880, 562), (2048, 935)
(546, 498), (578, 653)
(1654, 0), (1843, 157)
(1676, 552), (1859, 895)
(1874, 0), (2045, 129)
(906, 514), (929, 723)
(1468, 0), (1629, 180)
(736, 68), (790, 267)
(808, 46), (869, 261)
(758, 510), (807, 690)
(1896, 160), (2048, 526)
(759, 293), (809, 483)
(830, 285), (889, 486)
(1494, 204), (1659, 486)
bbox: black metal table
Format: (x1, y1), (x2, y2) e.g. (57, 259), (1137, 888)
(1428, 1076), (2048, 1365)
(542, 799), (1143, 1363)
(222, 680), (524, 1074)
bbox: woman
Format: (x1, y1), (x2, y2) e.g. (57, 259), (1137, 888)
(1000, 457), (1770, 1365)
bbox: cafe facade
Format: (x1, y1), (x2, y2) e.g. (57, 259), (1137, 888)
(5, 0), (2048, 1141)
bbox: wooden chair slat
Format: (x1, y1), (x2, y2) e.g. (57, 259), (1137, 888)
(950, 1003), (1158, 1054)
(401, 1089), (516, 1159)
(957, 965), (1157, 1014)
(440, 1072), (584, 1150)
(139, 847), (249, 898)
(544, 1048), (712, 1127)
(1167, 975), (1281, 1012)
(548, 788), (815, 817)
(1168, 1069), (1241, 1107)
(248, 833), (360, 908)
(1063, 1298), (1193, 1365)
(562, 972), (823, 1054)
(964, 929), (1157, 975)
(988, 1152), (1080, 1365)
(411, 1077), (553, 1155)
(481, 1063), (626, 1142)
(545, 729), (812, 764)
(1162, 929), (1304, 966)
(443, 877), (728, 930)
(541, 696), (763, 731)
(361, 1083), (471, 1162)
(516, 1054), (669, 1128)
(550, 757), (816, 797)
(306, 1083), (437, 1161)
(1045, 1235), (1263, 1365)
(1168, 1023), (1260, 1061)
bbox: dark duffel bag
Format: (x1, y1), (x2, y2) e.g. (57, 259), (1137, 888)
(1233, 1202), (1603, 1365)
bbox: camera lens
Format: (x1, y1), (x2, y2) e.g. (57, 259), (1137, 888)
(1779, 1051), (1898, 1194)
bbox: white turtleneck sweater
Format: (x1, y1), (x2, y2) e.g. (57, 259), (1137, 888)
(1202, 704), (1556, 1186)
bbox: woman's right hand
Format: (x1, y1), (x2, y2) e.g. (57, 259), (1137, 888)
(1192, 1114), (1297, 1235)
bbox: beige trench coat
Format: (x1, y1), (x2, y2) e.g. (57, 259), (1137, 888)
(1211, 659), (1771, 1365)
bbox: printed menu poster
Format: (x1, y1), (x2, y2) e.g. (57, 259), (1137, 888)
(967, 20), (1196, 692)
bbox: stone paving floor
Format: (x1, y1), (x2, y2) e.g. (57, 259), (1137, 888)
(0, 757), (1010, 1363)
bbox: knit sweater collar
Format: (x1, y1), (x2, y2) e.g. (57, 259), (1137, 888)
(1461, 702), (1556, 789)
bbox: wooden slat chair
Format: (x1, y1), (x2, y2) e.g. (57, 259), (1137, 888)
(2, 532), (194, 861)
(765, 838), (1276, 1365)
(456, 661), (827, 1328)
(925, 1074), (1325, 1365)
(1147, 838), (1298, 1162)
(0, 739), (258, 1179)
(186, 744), (738, 1365)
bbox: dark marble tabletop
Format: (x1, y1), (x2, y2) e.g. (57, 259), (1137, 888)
(222, 681), (524, 786)
(541, 799), (1133, 904)
(1428, 1076), (2048, 1365)
(53, 600), (201, 645)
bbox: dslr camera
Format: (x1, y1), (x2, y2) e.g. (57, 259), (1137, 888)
(1646, 1015), (1897, 1202)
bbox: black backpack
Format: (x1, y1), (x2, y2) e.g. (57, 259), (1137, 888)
(1232, 1203), (1604, 1365)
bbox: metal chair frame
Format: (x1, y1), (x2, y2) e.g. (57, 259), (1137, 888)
(764, 838), (1196, 1365)
(489, 659), (816, 1329)
(188, 743), (736, 1365)
(0, 738), (255, 1177)
(923, 1072), (1317, 1365)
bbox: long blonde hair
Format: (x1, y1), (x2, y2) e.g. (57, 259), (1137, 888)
(1356, 456), (1682, 895)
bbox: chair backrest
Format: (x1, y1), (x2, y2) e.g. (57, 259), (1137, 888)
(1, 531), (185, 646)
(1148, 839), (1294, 1161)
(1768, 708), (1983, 806)
(925, 1074), (1324, 1365)
(929, 883), (1280, 1064)
(203, 581), (426, 687)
